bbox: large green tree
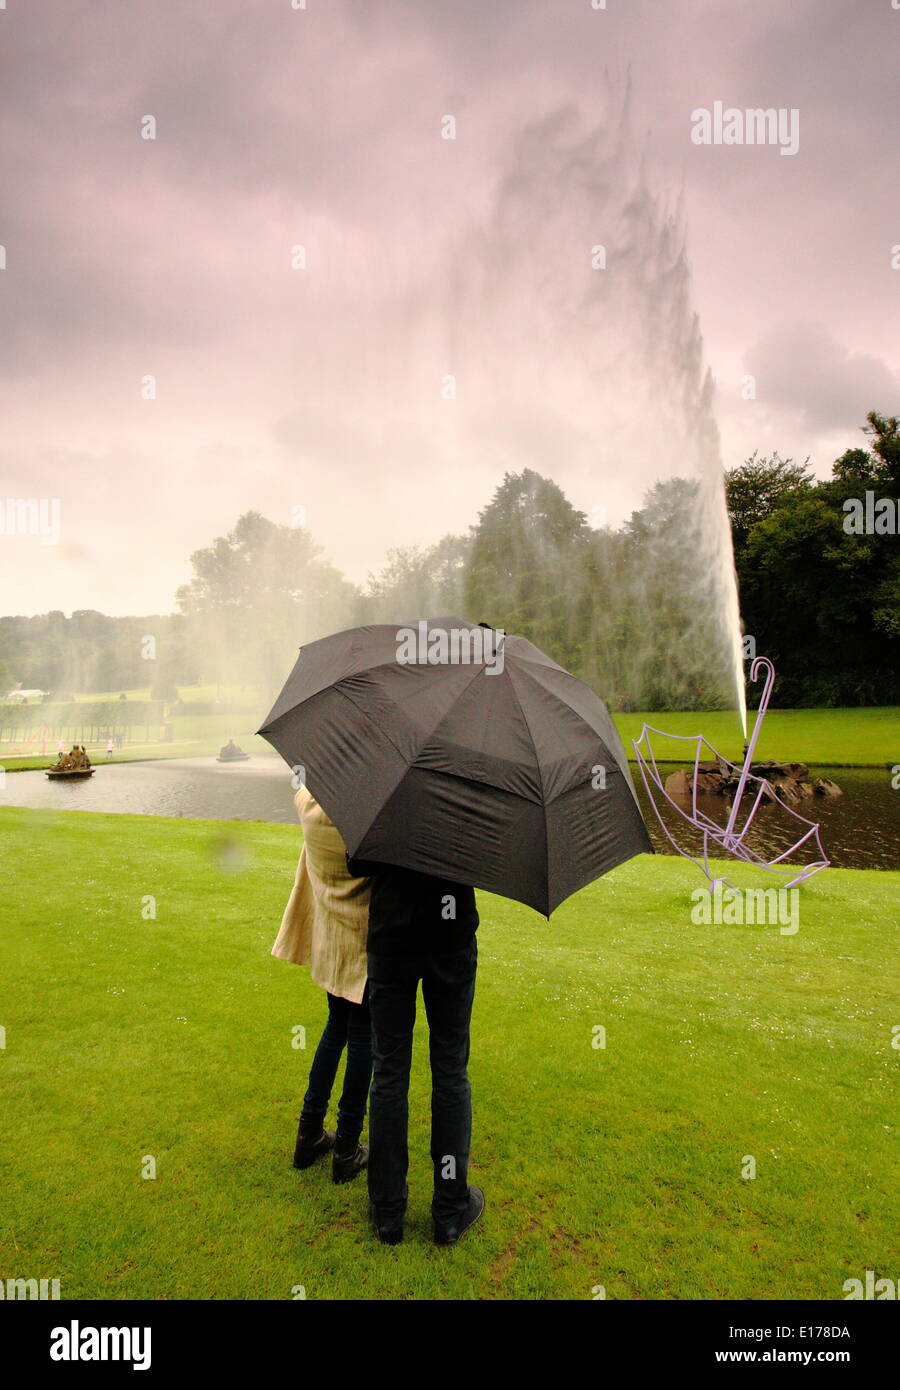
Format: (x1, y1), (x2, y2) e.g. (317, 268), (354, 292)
(726, 452), (815, 554)
(176, 512), (358, 695)
(733, 413), (900, 705)
(364, 534), (471, 624)
(464, 469), (592, 673)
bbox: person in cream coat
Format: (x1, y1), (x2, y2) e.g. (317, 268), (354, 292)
(272, 785), (373, 1183)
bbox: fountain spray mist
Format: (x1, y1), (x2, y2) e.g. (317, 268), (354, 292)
(438, 79), (747, 726)
(176, 77), (747, 726)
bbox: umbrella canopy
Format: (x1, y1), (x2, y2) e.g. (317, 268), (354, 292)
(258, 617), (652, 915)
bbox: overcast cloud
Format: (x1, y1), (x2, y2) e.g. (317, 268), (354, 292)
(1, 0), (897, 615)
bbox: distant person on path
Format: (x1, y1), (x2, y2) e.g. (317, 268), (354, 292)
(344, 854), (483, 1247)
(272, 786), (373, 1184)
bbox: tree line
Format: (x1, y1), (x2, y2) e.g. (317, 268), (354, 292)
(2, 412), (897, 711)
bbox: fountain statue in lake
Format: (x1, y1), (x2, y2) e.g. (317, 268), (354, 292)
(47, 744), (94, 780)
(216, 739), (250, 763)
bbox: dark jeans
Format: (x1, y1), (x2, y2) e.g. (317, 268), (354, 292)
(301, 988), (372, 1145)
(367, 940), (477, 1225)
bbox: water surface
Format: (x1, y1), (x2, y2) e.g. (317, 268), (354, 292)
(2, 755), (896, 871)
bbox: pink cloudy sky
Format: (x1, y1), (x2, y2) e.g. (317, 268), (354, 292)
(1, 0), (897, 616)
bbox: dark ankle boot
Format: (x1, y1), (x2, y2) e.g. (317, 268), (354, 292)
(433, 1185), (485, 1246)
(293, 1118), (336, 1170)
(332, 1139), (368, 1184)
(370, 1202), (403, 1245)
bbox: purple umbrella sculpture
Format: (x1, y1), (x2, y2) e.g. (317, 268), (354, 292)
(632, 656), (829, 889)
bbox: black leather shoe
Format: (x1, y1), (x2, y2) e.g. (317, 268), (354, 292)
(434, 1186), (485, 1246)
(332, 1142), (368, 1184)
(292, 1123), (336, 1170)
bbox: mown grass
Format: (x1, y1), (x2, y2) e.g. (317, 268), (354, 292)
(0, 807), (896, 1301)
(616, 706), (900, 767)
(0, 729), (273, 772)
(4, 705), (897, 772)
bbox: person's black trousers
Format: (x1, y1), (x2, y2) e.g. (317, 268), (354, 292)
(301, 987), (372, 1145)
(367, 940), (477, 1225)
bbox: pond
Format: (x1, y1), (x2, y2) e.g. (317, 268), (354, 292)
(1, 755), (897, 872)
(0, 756), (298, 824)
(633, 764), (898, 875)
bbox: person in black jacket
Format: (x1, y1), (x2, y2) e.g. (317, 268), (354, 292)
(345, 854), (484, 1247)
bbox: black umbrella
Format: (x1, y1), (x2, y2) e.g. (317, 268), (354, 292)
(258, 617), (652, 915)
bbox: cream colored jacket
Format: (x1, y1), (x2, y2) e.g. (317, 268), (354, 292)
(271, 787), (371, 1004)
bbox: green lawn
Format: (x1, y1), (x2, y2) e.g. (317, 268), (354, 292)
(0, 682), (269, 770)
(0, 807), (895, 1300)
(616, 706), (899, 767)
(3, 704), (896, 772)
(0, 728), (274, 772)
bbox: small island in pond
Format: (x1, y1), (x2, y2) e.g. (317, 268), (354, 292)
(665, 759), (842, 806)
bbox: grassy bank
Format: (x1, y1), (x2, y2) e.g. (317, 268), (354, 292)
(0, 683), (269, 771)
(1, 807), (895, 1300)
(615, 706), (899, 767)
(3, 705), (898, 773)
(0, 730), (274, 772)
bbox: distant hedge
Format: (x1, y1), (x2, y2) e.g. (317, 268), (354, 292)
(0, 700), (165, 738)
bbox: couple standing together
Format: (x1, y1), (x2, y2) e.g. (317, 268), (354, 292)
(272, 784), (484, 1246)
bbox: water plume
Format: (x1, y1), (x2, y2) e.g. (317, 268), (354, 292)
(438, 80), (746, 726)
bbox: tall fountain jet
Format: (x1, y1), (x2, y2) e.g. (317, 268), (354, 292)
(439, 77), (747, 727)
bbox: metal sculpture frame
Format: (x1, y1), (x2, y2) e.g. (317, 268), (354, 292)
(632, 657), (829, 889)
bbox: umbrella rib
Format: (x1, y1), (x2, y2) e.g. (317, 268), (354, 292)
(292, 684), (417, 853)
(503, 665), (550, 906)
(260, 683), (415, 805)
(502, 669), (544, 801)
